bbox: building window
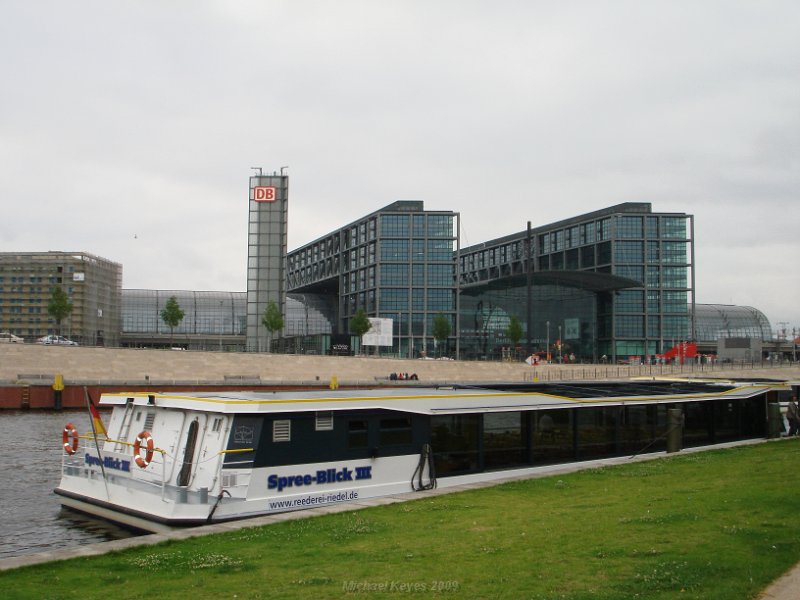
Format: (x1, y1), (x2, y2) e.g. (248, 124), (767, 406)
(427, 264), (453, 285)
(646, 266), (660, 288)
(427, 215), (453, 237)
(427, 289), (454, 311)
(663, 291), (688, 313)
(565, 249), (579, 270)
(646, 216), (659, 238)
(412, 264), (424, 285)
(616, 216), (643, 239)
(381, 215), (410, 237)
(580, 245), (595, 267)
(597, 242), (612, 265)
(598, 218), (611, 241)
(380, 240), (409, 261)
(647, 291), (660, 312)
(380, 288), (408, 311)
(662, 266), (687, 288)
(616, 290), (644, 312)
(661, 241), (687, 264)
(381, 264), (409, 286)
(427, 239), (453, 261)
(616, 265), (644, 284)
(413, 215), (425, 236)
(663, 315), (689, 338)
(412, 239), (425, 260)
(647, 315), (661, 337)
(616, 315), (644, 337)
(614, 241), (644, 264)
(647, 241), (660, 263)
(662, 217), (686, 239)
(583, 223), (596, 244)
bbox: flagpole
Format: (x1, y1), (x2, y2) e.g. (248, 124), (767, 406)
(85, 386), (110, 500)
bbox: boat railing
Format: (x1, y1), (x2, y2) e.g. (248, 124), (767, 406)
(62, 435), (253, 506)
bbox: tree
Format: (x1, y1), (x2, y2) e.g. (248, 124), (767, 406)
(348, 308), (372, 355)
(261, 301), (284, 352)
(47, 287), (73, 336)
(160, 296), (185, 347)
(432, 313), (452, 358)
(505, 315), (524, 358)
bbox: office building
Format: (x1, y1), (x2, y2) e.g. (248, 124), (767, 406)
(457, 203), (694, 361)
(0, 251), (122, 345)
(286, 201), (459, 358)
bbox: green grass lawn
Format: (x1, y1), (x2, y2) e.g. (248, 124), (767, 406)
(3, 439), (799, 599)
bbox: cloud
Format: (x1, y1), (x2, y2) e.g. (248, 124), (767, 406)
(1, 1), (798, 329)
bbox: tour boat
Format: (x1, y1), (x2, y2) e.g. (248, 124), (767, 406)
(55, 381), (781, 533)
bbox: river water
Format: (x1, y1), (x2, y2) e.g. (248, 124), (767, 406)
(0, 410), (136, 560)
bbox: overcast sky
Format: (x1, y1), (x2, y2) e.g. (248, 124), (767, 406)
(2, 1), (798, 333)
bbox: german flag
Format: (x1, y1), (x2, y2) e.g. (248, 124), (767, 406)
(86, 392), (107, 437)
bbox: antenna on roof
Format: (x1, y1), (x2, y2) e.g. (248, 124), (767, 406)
(251, 167), (262, 176)
(280, 166), (289, 175)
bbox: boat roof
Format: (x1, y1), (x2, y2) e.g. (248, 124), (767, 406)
(99, 380), (777, 415)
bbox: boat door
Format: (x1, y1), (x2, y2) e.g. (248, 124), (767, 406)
(173, 413), (229, 492)
(177, 418), (200, 487)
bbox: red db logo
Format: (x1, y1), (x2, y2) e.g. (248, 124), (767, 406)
(253, 186), (277, 202)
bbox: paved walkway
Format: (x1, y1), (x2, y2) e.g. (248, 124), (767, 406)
(2, 344), (798, 386)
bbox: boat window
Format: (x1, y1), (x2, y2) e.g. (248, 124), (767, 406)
(379, 417), (412, 446)
(273, 420), (291, 442)
(348, 419), (368, 448)
(431, 415), (480, 475)
(212, 418), (223, 433)
(315, 412), (334, 431)
(483, 412), (526, 469)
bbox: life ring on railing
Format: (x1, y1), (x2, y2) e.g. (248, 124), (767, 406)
(133, 431), (155, 469)
(62, 423), (79, 455)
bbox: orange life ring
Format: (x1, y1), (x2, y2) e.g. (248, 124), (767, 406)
(62, 423), (79, 455)
(133, 431), (155, 468)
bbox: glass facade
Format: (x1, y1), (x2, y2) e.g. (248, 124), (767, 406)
(458, 203), (694, 361)
(286, 201), (458, 357)
(693, 304), (772, 342)
(121, 289), (246, 350)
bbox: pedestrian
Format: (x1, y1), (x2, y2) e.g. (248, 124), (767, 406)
(787, 397), (800, 437)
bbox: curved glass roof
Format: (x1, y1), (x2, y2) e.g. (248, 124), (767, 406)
(695, 304), (773, 342)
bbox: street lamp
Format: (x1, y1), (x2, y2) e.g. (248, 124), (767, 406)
(219, 300), (224, 351)
(546, 320), (550, 363)
(558, 324), (562, 363)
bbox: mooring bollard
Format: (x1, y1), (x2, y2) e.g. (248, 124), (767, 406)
(53, 373), (64, 410)
(666, 408), (683, 453)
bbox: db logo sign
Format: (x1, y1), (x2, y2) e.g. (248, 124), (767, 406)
(253, 186), (277, 202)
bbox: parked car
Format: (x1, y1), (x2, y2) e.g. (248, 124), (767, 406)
(0, 332), (24, 343)
(37, 335), (78, 346)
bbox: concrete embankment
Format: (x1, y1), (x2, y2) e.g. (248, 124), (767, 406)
(1, 344), (798, 409)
